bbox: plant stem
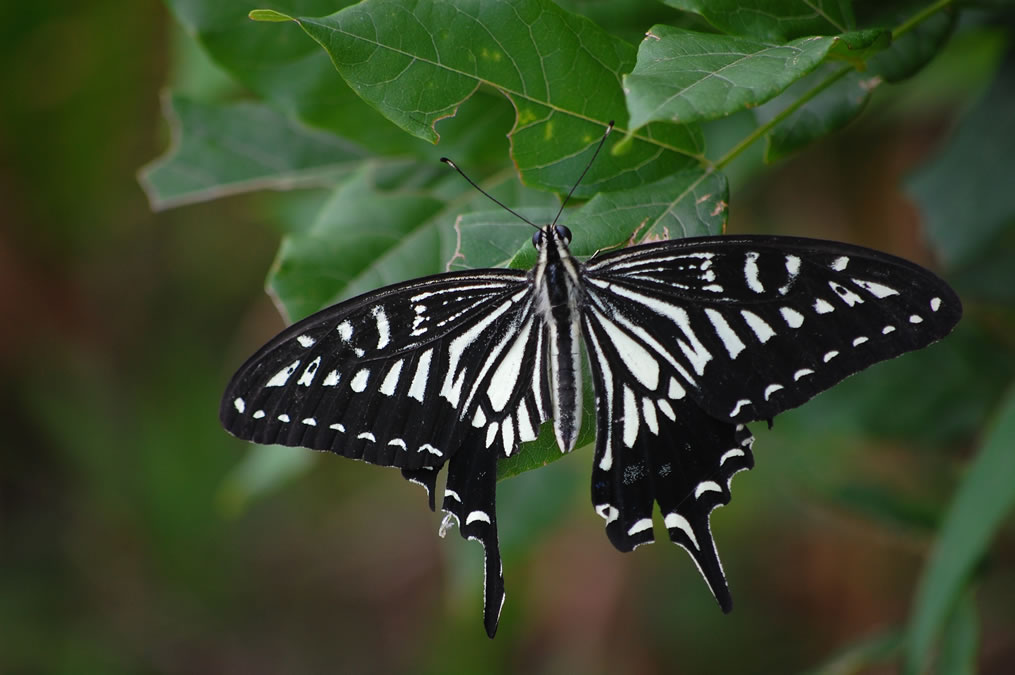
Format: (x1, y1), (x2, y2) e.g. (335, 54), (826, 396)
(714, 0), (954, 171)
(894, 0), (954, 40)
(714, 66), (851, 171)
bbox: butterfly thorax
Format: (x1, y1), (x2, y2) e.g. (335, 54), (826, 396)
(532, 224), (584, 453)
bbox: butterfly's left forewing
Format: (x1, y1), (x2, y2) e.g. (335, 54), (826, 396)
(221, 269), (551, 637)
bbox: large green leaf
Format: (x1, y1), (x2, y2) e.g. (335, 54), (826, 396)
(250, 0), (706, 197)
(164, 0), (419, 152)
(623, 26), (888, 131)
(139, 94), (370, 209)
(664, 0), (855, 41)
(902, 387), (1015, 675)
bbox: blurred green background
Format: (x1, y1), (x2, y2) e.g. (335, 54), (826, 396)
(2, 1), (1015, 673)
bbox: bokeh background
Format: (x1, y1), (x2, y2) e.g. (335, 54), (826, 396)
(3, 1), (1014, 673)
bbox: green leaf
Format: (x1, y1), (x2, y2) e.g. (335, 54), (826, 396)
(623, 26), (888, 130)
(863, 2), (956, 83)
(260, 0), (705, 197)
(139, 94), (369, 209)
(761, 66), (874, 163)
(903, 386), (1015, 675)
(164, 0), (419, 152)
(908, 55), (1015, 269)
(936, 590), (979, 675)
(269, 167), (447, 322)
(664, 0), (855, 41)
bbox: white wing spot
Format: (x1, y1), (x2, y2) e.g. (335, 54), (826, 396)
(763, 383), (784, 400)
(695, 481), (722, 498)
(831, 256), (849, 271)
(668, 377), (686, 400)
(664, 512), (699, 549)
(329, 423), (345, 432)
(628, 518), (653, 536)
(336, 321), (353, 341)
(501, 417), (515, 456)
(702, 284), (725, 293)
(852, 278), (898, 298)
(883, 325), (896, 334)
(824, 350), (839, 362)
(705, 308), (745, 358)
(829, 281), (864, 307)
(419, 443), (442, 457)
(387, 438), (407, 449)
(657, 399), (676, 421)
(466, 511), (491, 525)
(408, 349), (433, 402)
(252, 410), (265, 419)
(730, 399), (751, 417)
(277, 414), (290, 423)
(623, 386), (639, 448)
(378, 359), (403, 396)
(780, 255), (801, 294)
(596, 504), (619, 524)
(485, 422), (499, 448)
(266, 360), (300, 387)
(233, 397), (245, 413)
(931, 297), (942, 312)
(472, 406), (487, 428)
(779, 306), (805, 328)
(642, 398), (659, 435)
(741, 310), (776, 343)
(322, 370), (340, 387)
(853, 336), (869, 346)
(793, 368), (814, 381)
(371, 306), (390, 349)
(301, 417), (316, 426)
(814, 298), (835, 314)
(297, 356), (321, 387)
(357, 432), (375, 442)
(444, 489), (462, 503)
(296, 334), (316, 348)
(910, 314), (924, 324)
(350, 369), (370, 393)
(720, 448), (745, 465)
(744, 251), (764, 293)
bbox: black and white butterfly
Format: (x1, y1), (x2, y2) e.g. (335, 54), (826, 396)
(220, 130), (961, 637)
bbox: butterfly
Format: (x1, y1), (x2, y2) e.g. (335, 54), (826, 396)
(220, 126), (961, 637)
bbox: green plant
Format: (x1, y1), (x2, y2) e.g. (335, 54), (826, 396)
(142, 1), (1015, 671)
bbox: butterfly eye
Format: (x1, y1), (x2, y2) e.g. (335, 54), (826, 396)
(531, 229), (544, 248)
(555, 225), (572, 243)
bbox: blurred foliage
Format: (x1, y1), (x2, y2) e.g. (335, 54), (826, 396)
(2, 0), (1014, 673)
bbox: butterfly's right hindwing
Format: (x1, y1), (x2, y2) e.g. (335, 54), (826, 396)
(220, 270), (544, 471)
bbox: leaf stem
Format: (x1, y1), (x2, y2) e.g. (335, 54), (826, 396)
(714, 0), (954, 171)
(714, 66), (851, 171)
(893, 0), (953, 41)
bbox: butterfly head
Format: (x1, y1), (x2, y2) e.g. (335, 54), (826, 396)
(532, 224), (572, 250)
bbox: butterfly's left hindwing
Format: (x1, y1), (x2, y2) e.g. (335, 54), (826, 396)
(221, 269), (552, 637)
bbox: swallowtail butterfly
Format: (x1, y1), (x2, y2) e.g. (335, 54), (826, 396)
(220, 126), (961, 637)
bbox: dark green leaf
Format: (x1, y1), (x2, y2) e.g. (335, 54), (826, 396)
(139, 94), (369, 209)
(908, 54), (1015, 268)
(164, 0), (417, 152)
(761, 65), (874, 163)
(254, 0), (705, 197)
(624, 26), (887, 130)
(664, 0), (855, 41)
(903, 387), (1015, 675)
(268, 167), (446, 322)
(863, 2), (956, 83)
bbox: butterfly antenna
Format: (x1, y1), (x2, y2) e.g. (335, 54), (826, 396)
(550, 120), (614, 228)
(440, 157), (540, 229)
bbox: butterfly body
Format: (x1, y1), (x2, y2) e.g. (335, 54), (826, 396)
(222, 225), (960, 637)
